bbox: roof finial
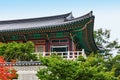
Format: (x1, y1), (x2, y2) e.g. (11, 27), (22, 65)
(89, 11), (93, 17)
(65, 12), (74, 21)
(90, 11), (93, 14)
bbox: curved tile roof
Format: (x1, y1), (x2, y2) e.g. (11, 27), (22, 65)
(0, 11), (93, 32)
(0, 12), (72, 31)
(0, 61), (42, 66)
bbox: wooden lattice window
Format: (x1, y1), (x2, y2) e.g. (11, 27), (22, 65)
(51, 39), (68, 43)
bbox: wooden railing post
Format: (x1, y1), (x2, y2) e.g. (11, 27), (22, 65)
(43, 52), (45, 57)
(67, 51), (70, 59)
(82, 49), (87, 59)
(73, 51), (75, 59)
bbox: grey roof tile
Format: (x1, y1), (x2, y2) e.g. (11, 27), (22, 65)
(0, 11), (93, 32)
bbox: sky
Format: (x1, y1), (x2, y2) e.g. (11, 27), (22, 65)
(0, 0), (120, 42)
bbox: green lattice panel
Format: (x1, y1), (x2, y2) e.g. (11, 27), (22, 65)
(73, 31), (90, 52)
(56, 32), (63, 38)
(33, 34), (41, 39)
(11, 35), (18, 40)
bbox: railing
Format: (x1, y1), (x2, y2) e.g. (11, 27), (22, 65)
(0, 61), (42, 66)
(0, 49), (86, 66)
(34, 49), (86, 60)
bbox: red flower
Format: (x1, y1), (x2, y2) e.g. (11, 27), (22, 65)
(0, 56), (18, 80)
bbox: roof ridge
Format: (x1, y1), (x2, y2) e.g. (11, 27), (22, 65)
(0, 12), (72, 24)
(68, 11), (93, 21)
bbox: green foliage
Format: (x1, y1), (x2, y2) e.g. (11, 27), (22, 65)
(94, 28), (120, 55)
(37, 54), (118, 80)
(37, 55), (80, 80)
(0, 41), (37, 61)
(94, 28), (120, 78)
(104, 55), (120, 77)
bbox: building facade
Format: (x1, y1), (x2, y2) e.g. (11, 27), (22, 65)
(0, 11), (98, 58)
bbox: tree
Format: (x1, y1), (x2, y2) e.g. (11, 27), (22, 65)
(94, 28), (120, 78)
(111, 55), (120, 77)
(0, 56), (18, 80)
(0, 41), (37, 61)
(37, 54), (118, 80)
(104, 54), (120, 78)
(94, 28), (120, 56)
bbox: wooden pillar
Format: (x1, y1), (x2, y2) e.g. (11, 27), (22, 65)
(69, 39), (73, 51)
(69, 32), (73, 51)
(45, 40), (49, 52)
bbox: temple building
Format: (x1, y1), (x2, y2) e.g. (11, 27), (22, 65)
(0, 11), (98, 59)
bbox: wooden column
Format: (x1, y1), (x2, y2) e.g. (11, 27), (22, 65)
(45, 40), (49, 52)
(69, 39), (73, 51)
(69, 33), (73, 51)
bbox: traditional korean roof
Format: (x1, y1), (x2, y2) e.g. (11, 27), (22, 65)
(0, 12), (73, 32)
(0, 11), (99, 52)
